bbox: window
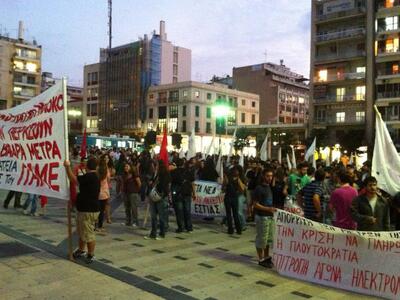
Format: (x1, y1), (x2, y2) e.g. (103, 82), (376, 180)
(241, 99), (246, 106)
(169, 90), (179, 102)
(149, 108), (154, 119)
(173, 77), (178, 83)
(299, 97), (305, 104)
(385, 16), (398, 31)
(173, 52), (178, 63)
(386, 0), (394, 8)
(227, 111), (236, 126)
(27, 76), (35, 84)
(158, 92), (167, 104)
(206, 107), (211, 118)
(336, 88), (345, 101)
(195, 106), (200, 117)
(241, 113), (246, 123)
(87, 104), (97, 116)
(252, 101), (256, 108)
(251, 114), (256, 124)
(206, 122), (211, 134)
(386, 38), (399, 53)
(336, 112), (345, 123)
(182, 105), (187, 117)
(0, 100), (7, 110)
(195, 121), (199, 133)
(182, 120), (187, 132)
(356, 86), (366, 100)
(158, 106), (167, 118)
(356, 66), (366, 73)
(195, 91), (200, 98)
(168, 118), (178, 132)
(393, 64), (399, 74)
(169, 105), (178, 118)
(157, 119), (166, 132)
(207, 93), (212, 100)
(173, 64), (178, 76)
(318, 69), (328, 82)
(356, 111), (365, 122)
(26, 62), (37, 72)
(183, 90), (188, 97)
(316, 109), (326, 122)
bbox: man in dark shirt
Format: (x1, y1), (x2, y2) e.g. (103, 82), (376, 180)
(65, 156), (100, 263)
(298, 168), (325, 222)
(253, 168), (277, 268)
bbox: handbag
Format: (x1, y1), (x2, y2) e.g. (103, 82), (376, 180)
(149, 187), (162, 202)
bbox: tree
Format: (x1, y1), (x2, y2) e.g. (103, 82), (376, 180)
(144, 130), (157, 149)
(233, 127), (251, 152)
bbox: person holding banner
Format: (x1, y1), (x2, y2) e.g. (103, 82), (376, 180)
(351, 176), (390, 231)
(3, 190), (23, 209)
(253, 168), (277, 268)
(64, 156), (100, 264)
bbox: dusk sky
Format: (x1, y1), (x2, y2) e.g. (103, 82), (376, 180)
(1, 0), (311, 86)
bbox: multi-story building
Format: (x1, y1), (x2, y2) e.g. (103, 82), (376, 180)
(233, 61), (310, 125)
(82, 63), (100, 133)
(145, 81), (259, 137)
(310, 0), (374, 147)
(97, 21), (191, 135)
(375, 0), (400, 148)
(0, 21), (41, 109)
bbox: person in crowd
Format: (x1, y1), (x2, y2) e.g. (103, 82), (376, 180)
(64, 156), (100, 264)
(245, 160), (260, 222)
(288, 162), (310, 198)
(138, 151), (155, 203)
(253, 168), (277, 268)
(122, 162), (142, 227)
(321, 166), (337, 224)
(104, 154), (115, 224)
(23, 194), (39, 216)
(115, 153), (127, 196)
(223, 166), (245, 235)
(171, 158), (194, 233)
(272, 167), (288, 210)
(298, 168), (326, 222)
(328, 170), (358, 230)
(393, 192), (400, 230)
(97, 155), (111, 232)
(199, 158), (219, 182)
(351, 176), (390, 231)
(145, 160), (170, 240)
(3, 191), (23, 209)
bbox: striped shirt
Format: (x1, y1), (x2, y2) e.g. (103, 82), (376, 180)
(300, 181), (324, 221)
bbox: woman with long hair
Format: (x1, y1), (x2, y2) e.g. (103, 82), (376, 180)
(122, 162), (142, 227)
(104, 153), (115, 223)
(97, 154), (110, 232)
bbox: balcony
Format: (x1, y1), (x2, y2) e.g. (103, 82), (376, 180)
(315, 51), (366, 64)
(14, 53), (39, 62)
(316, 7), (366, 23)
(316, 27), (365, 43)
(377, 91), (400, 99)
(377, 0), (400, 10)
(314, 117), (365, 125)
(314, 94), (365, 103)
(314, 72), (365, 83)
(13, 92), (33, 99)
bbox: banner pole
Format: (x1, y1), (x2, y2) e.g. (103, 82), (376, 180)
(62, 77), (73, 261)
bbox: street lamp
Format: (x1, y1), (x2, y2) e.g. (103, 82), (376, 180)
(212, 101), (230, 153)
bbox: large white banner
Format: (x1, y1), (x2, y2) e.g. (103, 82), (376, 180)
(273, 210), (400, 299)
(0, 81), (69, 199)
(323, 0), (354, 15)
(192, 180), (225, 217)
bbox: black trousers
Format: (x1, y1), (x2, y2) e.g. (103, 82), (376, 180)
(98, 200), (107, 228)
(3, 191), (22, 208)
(224, 195), (241, 234)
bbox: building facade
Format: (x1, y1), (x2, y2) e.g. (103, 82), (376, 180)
(0, 22), (41, 109)
(83, 63), (100, 134)
(233, 62), (310, 125)
(97, 21), (191, 135)
(145, 81), (259, 136)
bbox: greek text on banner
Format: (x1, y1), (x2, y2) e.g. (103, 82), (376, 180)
(0, 81), (68, 200)
(191, 180), (225, 217)
(273, 210), (400, 299)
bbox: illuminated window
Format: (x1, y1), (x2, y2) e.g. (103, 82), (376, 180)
(393, 64), (399, 74)
(168, 118), (178, 132)
(336, 112), (345, 123)
(14, 61), (24, 70)
(299, 97), (305, 104)
(386, 0), (394, 8)
(356, 111), (365, 122)
(158, 119), (166, 132)
(385, 16), (398, 31)
(386, 38), (399, 53)
(336, 88), (345, 101)
(86, 120), (91, 128)
(183, 90), (188, 97)
(195, 91), (200, 98)
(26, 62), (37, 72)
(169, 105), (178, 118)
(356, 86), (366, 100)
(356, 67), (366, 73)
(13, 86), (22, 94)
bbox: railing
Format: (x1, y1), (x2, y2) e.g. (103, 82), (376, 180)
(314, 117), (364, 124)
(316, 27), (365, 42)
(377, 48), (400, 56)
(316, 7), (366, 22)
(314, 71), (365, 83)
(314, 94), (365, 102)
(377, 0), (400, 10)
(377, 91), (400, 98)
(315, 51), (366, 62)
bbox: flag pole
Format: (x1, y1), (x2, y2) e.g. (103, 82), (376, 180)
(62, 77), (73, 261)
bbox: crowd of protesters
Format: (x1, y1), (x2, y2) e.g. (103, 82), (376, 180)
(3, 145), (400, 266)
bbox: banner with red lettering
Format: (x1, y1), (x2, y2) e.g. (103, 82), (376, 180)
(273, 210), (400, 299)
(0, 81), (68, 199)
(192, 180), (225, 217)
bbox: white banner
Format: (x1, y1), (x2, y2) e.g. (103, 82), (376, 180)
(323, 0), (354, 15)
(192, 180), (225, 217)
(273, 210), (400, 299)
(0, 81), (69, 199)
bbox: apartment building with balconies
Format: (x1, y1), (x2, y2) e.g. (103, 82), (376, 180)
(0, 21), (41, 109)
(310, 0), (375, 147)
(83, 63), (100, 134)
(375, 0), (400, 147)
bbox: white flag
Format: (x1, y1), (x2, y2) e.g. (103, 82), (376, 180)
(305, 137), (316, 161)
(239, 151), (244, 167)
(291, 145), (297, 169)
(186, 128), (196, 159)
(206, 136), (216, 157)
(179, 148), (185, 159)
(372, 106), (400, 196)
(278, 147), (282, 164)
(286, 153), (292, 170)
(227, 128), (237, 161)
(260, 132), (269, 161)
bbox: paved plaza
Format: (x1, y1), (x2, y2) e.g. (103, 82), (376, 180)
(0, 190), (378, 300)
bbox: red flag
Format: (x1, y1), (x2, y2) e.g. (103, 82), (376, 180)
(159, 128), (169, 168)
(80, 128), (87, 158)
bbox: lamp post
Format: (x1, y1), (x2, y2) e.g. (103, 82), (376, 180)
(212, 101), (230, 154)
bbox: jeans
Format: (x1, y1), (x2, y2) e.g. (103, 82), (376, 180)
(98, 200), (107, 228)
(224, 195), (241, 234)
(150, 197), (168, 237)
(3, 191), (22, 208)
(238, 194), (247, 229)
(124, 193), (140, 225)
(23, 194), (38, 214)
(173, 195), (193, 231)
